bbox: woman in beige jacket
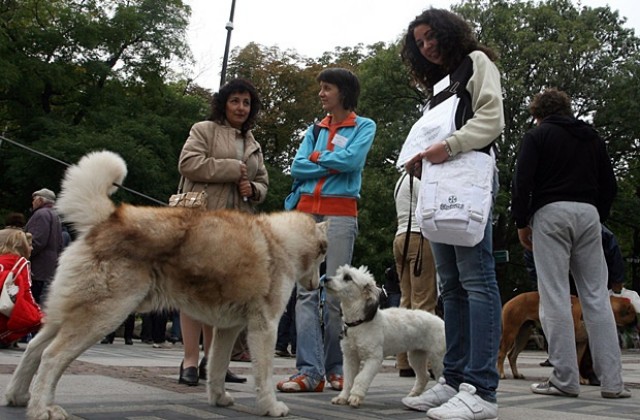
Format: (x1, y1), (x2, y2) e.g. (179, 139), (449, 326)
(177, 78), (268, 385)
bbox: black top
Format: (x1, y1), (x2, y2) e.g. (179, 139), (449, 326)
(511, 115), (617, 228)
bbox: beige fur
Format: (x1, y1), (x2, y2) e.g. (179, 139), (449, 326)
(5, 151), (328, 419)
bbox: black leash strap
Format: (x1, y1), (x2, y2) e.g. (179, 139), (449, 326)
(0, 134), (167, 206)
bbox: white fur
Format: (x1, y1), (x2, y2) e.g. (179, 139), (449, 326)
(324, 265), (445, 408)
(56, 150), (127, 234)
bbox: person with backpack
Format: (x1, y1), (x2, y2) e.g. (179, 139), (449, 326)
(0, 228), (42, 346)
(276, 67), (376, 393)
(400, 8), (504, 420)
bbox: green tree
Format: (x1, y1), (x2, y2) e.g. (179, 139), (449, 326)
(0, 0), (204, 217)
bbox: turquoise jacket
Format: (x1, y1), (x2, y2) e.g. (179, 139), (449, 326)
(291, 112), (376, 216)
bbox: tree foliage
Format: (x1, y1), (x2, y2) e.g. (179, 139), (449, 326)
(2, 0), (640, 290)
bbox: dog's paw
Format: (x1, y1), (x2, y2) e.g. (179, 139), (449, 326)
(211, 391), (234, 407)
(347, 394), (363, 408)
(515, 374), (525, 380)
(331, 395), (348, 405)
(28, 404), (69, 420)
(262, 401), (289, 417)
(5, 391), (30, 407)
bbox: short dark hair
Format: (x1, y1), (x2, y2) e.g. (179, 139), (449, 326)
(529, 88), (573, 120)
(3, 212), (25, 229)
(401, 8), (497, 92)
(208, 78), (262, 136)
(316, 68), (360, 111)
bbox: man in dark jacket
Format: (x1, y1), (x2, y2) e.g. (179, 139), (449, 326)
(511, 88), (629, 399)
(25, 188), (63, 305)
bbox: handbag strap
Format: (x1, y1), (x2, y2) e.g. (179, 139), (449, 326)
(10, 257), (29, 277)
(176, 176), (185, 194)
(176, 176), (207, 194)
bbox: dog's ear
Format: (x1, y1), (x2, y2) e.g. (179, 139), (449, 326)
(362, 282), (380, 318)
(363, 293), (379, 321)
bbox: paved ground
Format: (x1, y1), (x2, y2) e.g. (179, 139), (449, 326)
(0, 339), (638, 419)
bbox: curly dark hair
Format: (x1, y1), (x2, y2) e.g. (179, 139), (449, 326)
(208, 78), (262, 137)
(316, 68), (361, 111)
(401, 8), (497, 94)
(528, 88), (573, 120)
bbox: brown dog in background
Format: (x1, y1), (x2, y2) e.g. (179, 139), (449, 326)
(498, 291), (636, 381)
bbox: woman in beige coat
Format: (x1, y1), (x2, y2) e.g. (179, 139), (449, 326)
(177, 78), (268, 385)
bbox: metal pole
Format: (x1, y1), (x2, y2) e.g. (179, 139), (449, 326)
(219, 0), (236, 87)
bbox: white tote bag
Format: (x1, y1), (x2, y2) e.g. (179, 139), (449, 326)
(416, 150), (495, 247)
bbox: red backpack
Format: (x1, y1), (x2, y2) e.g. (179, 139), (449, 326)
(0, 255), (43, 344)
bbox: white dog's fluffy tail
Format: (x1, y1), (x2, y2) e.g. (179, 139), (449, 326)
(57, 150), (127, 235)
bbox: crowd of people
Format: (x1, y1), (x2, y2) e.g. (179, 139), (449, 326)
(0, 6), (637, 420)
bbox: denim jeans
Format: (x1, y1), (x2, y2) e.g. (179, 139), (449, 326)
(295, 215), (357, 383)
(430, 218), (501, 403)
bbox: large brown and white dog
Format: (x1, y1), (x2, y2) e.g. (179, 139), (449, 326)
(324, 265), (445, 408)
(5, 151), (328, 419)
(497, 291), (636, 381)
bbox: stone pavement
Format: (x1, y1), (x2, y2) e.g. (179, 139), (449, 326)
(0, 339), (638, 419)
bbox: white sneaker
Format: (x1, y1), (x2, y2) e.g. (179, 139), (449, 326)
(402, 377), (457, 412)
(427, 383), (498, 420)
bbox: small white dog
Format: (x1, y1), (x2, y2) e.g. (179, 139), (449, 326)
(324, 265), (445, 408)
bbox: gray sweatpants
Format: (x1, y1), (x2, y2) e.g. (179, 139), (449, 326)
(532, 201), (624, 395)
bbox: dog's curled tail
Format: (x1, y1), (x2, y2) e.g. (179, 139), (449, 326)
(57, 150), (127, 234)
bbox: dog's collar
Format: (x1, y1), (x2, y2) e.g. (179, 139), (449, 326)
(341, 306), (378, 338)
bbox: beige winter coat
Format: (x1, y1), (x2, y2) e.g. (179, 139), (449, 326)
(178, 120), (269, 212)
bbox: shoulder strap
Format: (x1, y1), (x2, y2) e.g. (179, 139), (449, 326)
(429, 55), (495, 155)
(429, 55), (473, 112)
(312, 124), (321, 146)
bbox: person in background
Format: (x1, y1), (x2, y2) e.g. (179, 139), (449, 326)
(101, 314), (135, 345)
(0, 228), (41, 347)
(400, 9), (504, 420)
(276, 67), (376, 393)
(511, 88), (628, 399)
(25, 188), (64, 306)
(524, 224), (626, 382)
(275, 286), (297, 358)
(392, 170), (437, 378)
(3, 213), (26, 230)
(382, 263), (402, 309)
(177, 78), (268, 386)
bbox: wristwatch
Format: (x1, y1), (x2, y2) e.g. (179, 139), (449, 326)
(441, 140), (453, 157)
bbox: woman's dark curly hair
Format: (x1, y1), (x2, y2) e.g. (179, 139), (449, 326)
(401, 8), (497, 94)
(208, 78), (262, 137)
(529, 88), (573, 120)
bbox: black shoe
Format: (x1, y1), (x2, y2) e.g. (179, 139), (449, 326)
(225, 370), (247, 383)
(179, 362), (199, 386)
(399, 368), (416, 377)
(540, 359), (553, 367)
(124, 338), (133, 345)
(275, 349), (291, 358)
(100, 337), (113, 344)
(199, 357), (208, 380)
